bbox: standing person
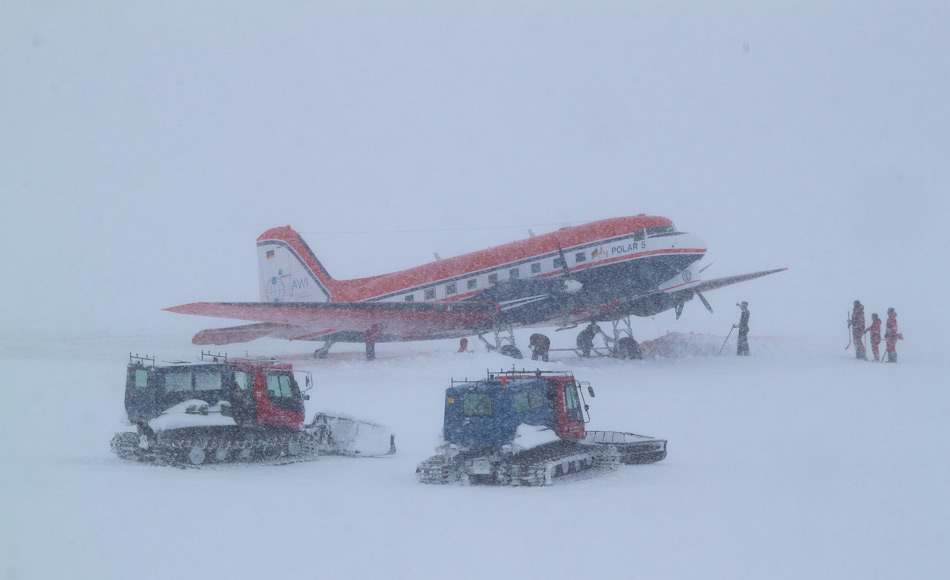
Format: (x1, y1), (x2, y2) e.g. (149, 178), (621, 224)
(457, 338), (471, 353)
(849, 300), (867, 360)
(736, 301), (750, 356)
(363, 324), (382, 361)
(576, 322), (600, 358)
(864, 313), (883, 362)
(884, 307), (903, 363)
(529, 333), (550, 362)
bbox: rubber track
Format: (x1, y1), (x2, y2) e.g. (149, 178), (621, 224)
(111, 427), (327, 468)
(417, 441), (619, 487)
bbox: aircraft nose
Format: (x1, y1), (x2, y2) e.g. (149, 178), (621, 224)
(667, 232), (706, 253)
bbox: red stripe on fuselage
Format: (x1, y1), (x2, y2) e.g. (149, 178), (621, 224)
(262, 216), (699, 302)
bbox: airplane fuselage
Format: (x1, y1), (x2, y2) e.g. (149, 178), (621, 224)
(168, 215), (784, 349)
(256, 215), (706, 337)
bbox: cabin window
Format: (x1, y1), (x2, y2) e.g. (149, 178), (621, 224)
(634, 229), (645, 242)
(404, 294), (414, 302)
(134, 369), (148, 388)
(463, 393), (492, 416)
(233, 371), (250, 391)
(164, 371), (192, 393)
(488, 273), (498, 285)
(194, 371), (222, 391)
(446, 283), (457, 296)
(509, 268), (520, 279)
(514, 388), (545, 413)
(575, 252), (586, 263)
(553, 257), (565, 269)
(531, 263), (541, 274)
(424, 288), (436, 300)
(467, 278), (478, 290)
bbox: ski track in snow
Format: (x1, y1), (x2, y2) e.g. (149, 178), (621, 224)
(2, 331), (948, 580)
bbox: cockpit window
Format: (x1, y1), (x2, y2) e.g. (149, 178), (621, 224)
(646, 224), (676, 237)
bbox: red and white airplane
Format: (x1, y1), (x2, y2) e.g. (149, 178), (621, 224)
(167, 215), (786, 358)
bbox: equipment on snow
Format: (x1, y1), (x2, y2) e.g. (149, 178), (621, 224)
(719, 324), (736, 355)
(416, 369), (666, 486)
(111, 352), (395, 467)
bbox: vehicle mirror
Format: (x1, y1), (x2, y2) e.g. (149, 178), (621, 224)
(304, 394), (310, 401)
(587, 386), (595, 397)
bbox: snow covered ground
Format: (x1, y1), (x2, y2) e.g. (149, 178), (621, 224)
(3, 2), (949, 579)
(2, 329), (947, 580)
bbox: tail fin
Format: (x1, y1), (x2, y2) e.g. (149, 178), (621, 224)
(257, 226), (334, 303)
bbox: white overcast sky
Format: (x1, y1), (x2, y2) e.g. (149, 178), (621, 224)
(2, 2), (948, 341)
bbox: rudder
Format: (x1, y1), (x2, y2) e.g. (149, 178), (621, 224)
(257, 226), (334, 302)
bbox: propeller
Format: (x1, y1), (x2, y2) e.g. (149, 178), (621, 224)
(553, 242), (586, 326)
(696, 291), (714, 313)
(556, 243), (583, 294)
(675, 290), (714, 320)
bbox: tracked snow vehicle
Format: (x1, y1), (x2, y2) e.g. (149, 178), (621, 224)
(111, 353), (395, 466)
(416, 370), (666, 486)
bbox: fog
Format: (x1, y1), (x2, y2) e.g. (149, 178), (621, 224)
(3, 4), (950, 580)
(3, 2), (948, 345)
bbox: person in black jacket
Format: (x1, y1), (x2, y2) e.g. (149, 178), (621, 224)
(736, 302), (750, 356)
(576, 322), (601, 357)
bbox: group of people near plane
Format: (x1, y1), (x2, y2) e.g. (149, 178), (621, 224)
(849, 300), (903, 362)
(462, 299), (903, 363)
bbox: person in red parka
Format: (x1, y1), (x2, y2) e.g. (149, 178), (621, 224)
(849, 300), (867, 360)
(864, 313), (882, 362)
(884, 307), (903, 363)
(363, 324), (383, 360)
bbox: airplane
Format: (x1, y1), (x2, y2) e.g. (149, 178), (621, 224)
(166, 215), (786, 359)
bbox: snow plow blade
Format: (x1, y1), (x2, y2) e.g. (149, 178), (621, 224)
(308, 413), (396, 457)
(582, 431), (667, 464)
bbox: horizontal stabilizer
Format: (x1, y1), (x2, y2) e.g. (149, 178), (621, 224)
(190, 323), (293, 345)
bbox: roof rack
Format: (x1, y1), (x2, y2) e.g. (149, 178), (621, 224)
(201, 350), (228, 362)
(129, 353), (155, 366)
(487, 369), (574, 380)
(450, 369), (575, 388)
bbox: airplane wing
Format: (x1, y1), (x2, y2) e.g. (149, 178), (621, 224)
(659, 267), (789, 295)
(599, 266), (787, 319)
(165, 300), (500, 344)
